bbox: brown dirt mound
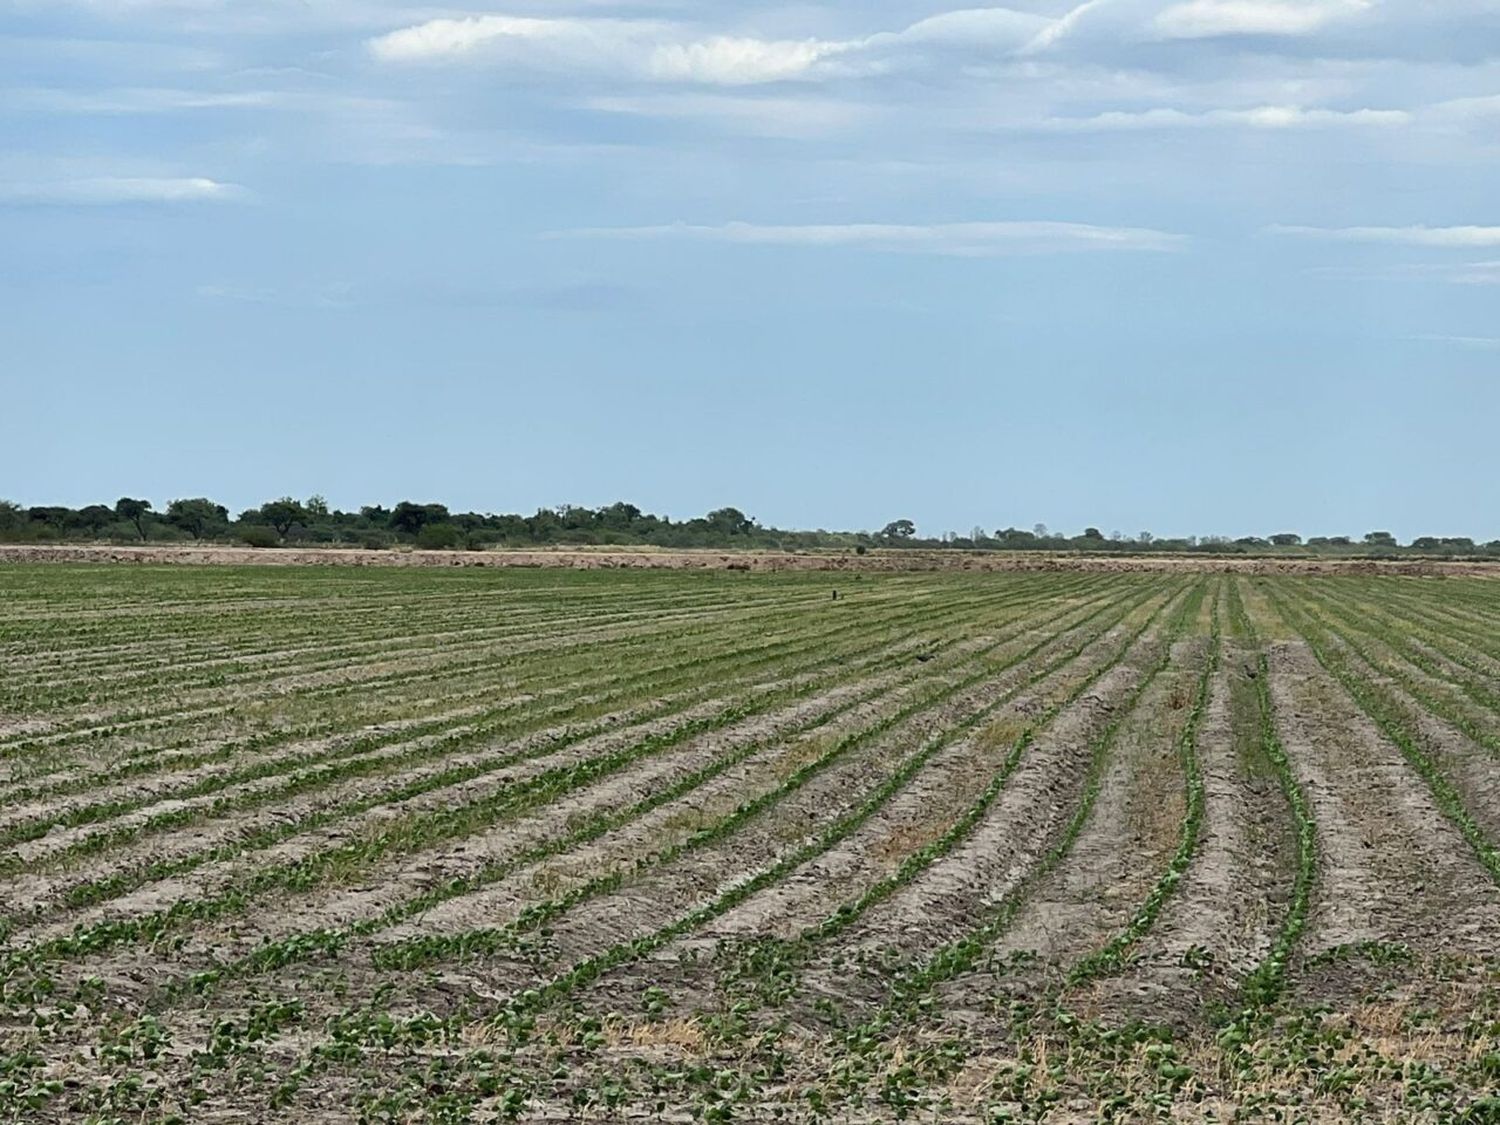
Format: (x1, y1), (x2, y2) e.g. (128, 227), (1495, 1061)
(4, 542), (1495, 576)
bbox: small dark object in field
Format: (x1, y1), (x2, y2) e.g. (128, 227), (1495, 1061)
(1245, 664), (1259, 679)
(832, 590), (839, 600)
(916, 652), (933, 663)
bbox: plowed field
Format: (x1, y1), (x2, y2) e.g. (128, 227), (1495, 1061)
(1, 565), (1496, 1122)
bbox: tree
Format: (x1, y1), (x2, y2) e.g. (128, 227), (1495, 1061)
(389, 501), (449, 536)
(1364, 531), (1398, 547)
(259, 497), (308, 539)
(167, 498), (229, 540)
(705, 507), (754, 537)
(26, 507), (71, 530)
(305, 494), (330, 517)
(73, 505), (115, 535)
(599, 502), (642, 530)
(0, 500), (20, 532)
(1269, 533), (1302, 547)
(1082, 527), (1104, 541)
(416, 522), (462, 550)
(115, 497), (152, 541)
(880, 519), (916, 541)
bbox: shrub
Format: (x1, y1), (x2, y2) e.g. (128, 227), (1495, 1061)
(239, 525), (281, 549)
(416, 523), (462, 550)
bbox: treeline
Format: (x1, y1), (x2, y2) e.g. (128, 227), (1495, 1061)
(1, 498), (1496, 557)
(0, 498), (854, 551)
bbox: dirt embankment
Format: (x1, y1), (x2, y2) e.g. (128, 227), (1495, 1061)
(2, 544), (1494, 576)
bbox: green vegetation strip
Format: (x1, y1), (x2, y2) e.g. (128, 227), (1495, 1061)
(1301, 581), (1500, 755)
(360, 579), (1172, 972)
(1265, 582), (1500, 886)
(1, 577), (1034, 865)
(1065, 581), (1222, 986)
(27, 579), (1079, 912)
(1226, 579), (1316, 1007)
(845, 579), (1207, 1026)
(358, 579), (1183, 1030)
(0, 580), (1134, 978)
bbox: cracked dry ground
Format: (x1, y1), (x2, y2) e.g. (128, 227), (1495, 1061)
(0, 564), (1497, 1122)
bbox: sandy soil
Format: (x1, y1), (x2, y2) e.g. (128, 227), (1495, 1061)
(4, 542), (1496, 575)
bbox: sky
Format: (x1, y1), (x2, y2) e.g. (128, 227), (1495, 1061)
(1, 0), (1497, 541)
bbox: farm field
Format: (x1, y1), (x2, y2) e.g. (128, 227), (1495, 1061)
(0, 564), (1497, 1123)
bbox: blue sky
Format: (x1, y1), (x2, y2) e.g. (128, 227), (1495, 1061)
(2, 0), (1497, 540)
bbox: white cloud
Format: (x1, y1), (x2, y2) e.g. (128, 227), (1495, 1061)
(0, 176), (246, 204)
(1, 87), (275, 114)
(887, 7), (1052, 51)
(582, 93), (873, 138)
(1039, 104), (1408, 130)
(1406, 334), (1500, 349)
(549, 220), (1186, 255)
(1311, 260), (1500, 284)
(646, 37), (843, 85)
(1270, 224), (1500, 247)
(368, 15), (854, 85)
(1154, 0), (1372, 39)
(366, 8), (1052, 84)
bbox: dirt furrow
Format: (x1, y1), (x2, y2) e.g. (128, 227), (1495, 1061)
(1269, 640), (1500, 960)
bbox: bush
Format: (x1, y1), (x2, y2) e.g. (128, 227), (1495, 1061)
(238, 525), (281, 549)
(416, 523), (462, 550)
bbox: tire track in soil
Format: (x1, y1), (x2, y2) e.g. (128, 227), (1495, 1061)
(1267, 639), (1500, 962)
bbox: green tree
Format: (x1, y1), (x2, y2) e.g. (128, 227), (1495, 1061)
(115, 497), (152, 541)
(167, 498), (229, 540)
(705, 507), (754, 537)
(880, 519), (916, 540)
(1269, 533), (1302, 547)
(1364, 531), (1398, 547)
(415, 522), (462, 550)
(390, 502), (450, 536)
(72, 505), (115, 535)
(26, 507), (71, 530)
(258, 498), (308, 539)
(1082, 527), (1104, 541)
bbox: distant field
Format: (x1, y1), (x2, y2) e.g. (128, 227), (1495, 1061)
(0, 565), (1497, 1122)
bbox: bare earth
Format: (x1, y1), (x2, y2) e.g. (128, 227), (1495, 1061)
(2, 542), (1495, 575)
